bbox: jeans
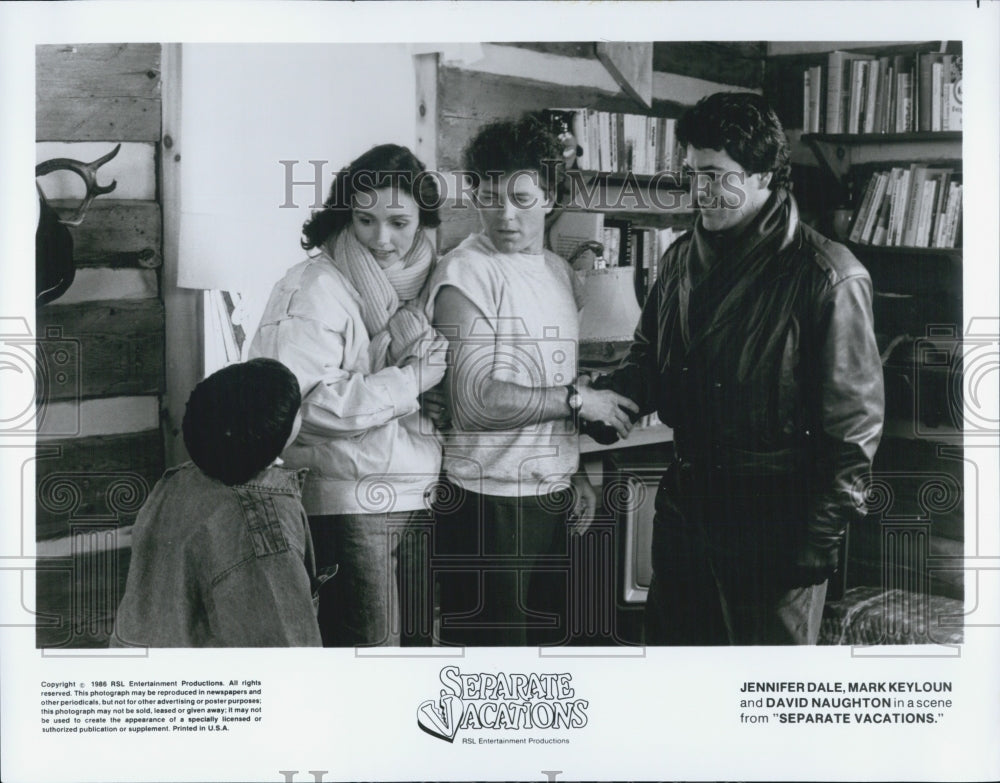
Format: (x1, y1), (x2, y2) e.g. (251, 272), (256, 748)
(433, 482), (572, 647)
(309, 510), (433, 647)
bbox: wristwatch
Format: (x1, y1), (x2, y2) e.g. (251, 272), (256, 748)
(565, 384), (583, 422)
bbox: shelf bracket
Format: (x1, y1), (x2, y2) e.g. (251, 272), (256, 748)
(804, 136), (850, 186)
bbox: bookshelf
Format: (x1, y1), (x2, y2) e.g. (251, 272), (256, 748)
(769, 43), (967, 600)
(810, 133), (963, 443)
(774, 42), (964, 449)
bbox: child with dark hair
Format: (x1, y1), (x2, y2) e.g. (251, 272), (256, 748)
(112, 358), (323, 647)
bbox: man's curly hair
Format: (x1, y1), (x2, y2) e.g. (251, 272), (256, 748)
(462, 113), (566, 198)
(677, 92), (791, 191)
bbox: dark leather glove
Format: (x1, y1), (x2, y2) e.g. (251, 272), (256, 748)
(791, 541), (840, 586)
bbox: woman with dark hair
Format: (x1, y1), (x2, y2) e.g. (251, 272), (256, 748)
(250, 143), (447, 647)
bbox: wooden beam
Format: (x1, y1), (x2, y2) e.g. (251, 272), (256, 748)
(37, 396), (161, 439)
(498, 42), (596, 60)
(36, 43), (161, 100)
(414, 53), (439, 171)
(51, 200), (162, 269)
(35, 299), (165, 401)
(495, 42), (767, 90)
(653, 42), (766, 89)
(35, 545), (133, 648)
(160, 43), (203, 468)
(34, 428), (164, 541)
(36, 43), (161, 143)
(596, 42), (653, 108)
(37, 98), (161, 143)
(449, 44), (747, 103)
(51, 269), (159, 306)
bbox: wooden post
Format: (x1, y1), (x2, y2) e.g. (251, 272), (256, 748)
(160, 44), (203, 467)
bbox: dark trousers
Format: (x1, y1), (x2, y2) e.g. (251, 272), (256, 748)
(644, 463), (827, 646)
(433, 483), (572, 647)
(309, 510), (433, 647)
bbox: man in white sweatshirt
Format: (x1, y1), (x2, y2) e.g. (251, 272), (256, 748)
(427, 115), (637, 646)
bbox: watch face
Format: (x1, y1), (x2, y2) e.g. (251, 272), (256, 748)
(568, 393), (583, 411)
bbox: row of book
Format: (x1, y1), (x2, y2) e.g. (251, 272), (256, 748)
(545, 108), (684, 176)
(603, 219), (687, 301)
(848, 165), (962, 249)
(802, 49), (962, 135)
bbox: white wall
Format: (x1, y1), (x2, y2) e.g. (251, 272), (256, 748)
(175, 44), (418, 355)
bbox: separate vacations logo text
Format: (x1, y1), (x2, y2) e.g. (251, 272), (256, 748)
(417, 665), (589, 743)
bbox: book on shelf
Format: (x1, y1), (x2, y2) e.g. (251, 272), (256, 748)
(803, 67), (812, 133)
(936, 182), (962, 248)
(847, 59), (867, 134)
(860, 172), (890, 244)
(862, 58), (881, 134)
(802, 64), (823, 133)
(848, 172), (880, 244)
(869, 180), (894, 247)
(918, 51), (947, 132)
(807, 46), (960, 136)
(942, 55), (963, 131)
(872, 56), (890, 134)
(825, 50), (873, 134)
(896, 69), (912, 132)
(545, 108), (682, 177)
(924, 168), (953, 247)
(901, 164), (930, 247)
(930, 60), (943, 132)
(888, 166), (910, 246)
(914, 178), (938, 248)
(850, 166), (960, 249)
(603, 217), (632, 267)
(641, 226), (685, 301)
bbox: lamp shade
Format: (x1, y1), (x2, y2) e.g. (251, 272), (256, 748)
(577, 266), (642, 343)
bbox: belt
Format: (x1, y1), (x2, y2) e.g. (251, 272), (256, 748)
(672, 442), (803, 476)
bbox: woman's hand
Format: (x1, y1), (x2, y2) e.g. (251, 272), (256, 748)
(568, 470), (598, 533)
(405, 334), (449, 392)
(419, 385), (451, 430)
(576, 375), (639, 439)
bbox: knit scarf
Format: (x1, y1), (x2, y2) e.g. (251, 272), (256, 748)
(679, 188), (806, 384)
(326, 226), (438, 371)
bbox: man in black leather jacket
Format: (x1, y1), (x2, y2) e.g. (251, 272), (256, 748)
(592, 92), (884, 644)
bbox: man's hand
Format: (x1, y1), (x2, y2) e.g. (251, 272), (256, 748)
(419, 385), (451, 430)
(792, 541), (839, 585)
(576, 375), (640, 439)
(568, 470), (598, 534)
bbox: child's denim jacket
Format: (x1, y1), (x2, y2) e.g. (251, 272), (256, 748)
(112, 462), (331, 647)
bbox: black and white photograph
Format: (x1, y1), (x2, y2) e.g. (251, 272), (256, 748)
(2, 2), (999, 782)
